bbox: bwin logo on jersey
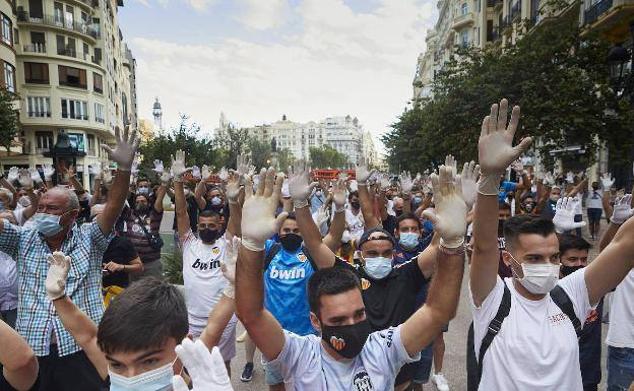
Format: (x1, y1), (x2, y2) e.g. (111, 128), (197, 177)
(269, 266), (306, 280)
(353, 372), (373, 390)
(192, 259), (221, 271)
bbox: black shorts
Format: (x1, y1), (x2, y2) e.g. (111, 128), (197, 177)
(587, 208), (602, 223)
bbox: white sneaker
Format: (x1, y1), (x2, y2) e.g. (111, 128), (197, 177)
(432, 373), (450, 391)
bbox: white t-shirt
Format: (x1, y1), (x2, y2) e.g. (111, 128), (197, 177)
(268, 326), (418, 390)
(181, 230), (228, 329)
(573, 195), (583, 215)
(606, 270), (634, 348)
(470, 269), (593, 390)
(586, 190), (603, 210)
(345, 208), (365, 242)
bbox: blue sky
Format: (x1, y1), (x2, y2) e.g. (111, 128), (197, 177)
(117, 0), (437, 149)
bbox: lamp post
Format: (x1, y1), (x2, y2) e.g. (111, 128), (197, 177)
(607, 21), (634, 190)
(43, 130), (86, 185)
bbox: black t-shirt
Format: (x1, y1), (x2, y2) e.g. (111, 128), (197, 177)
(102, 236), (139, 288)
(382, 215), (397, 236)
(0, 373), (39, 391)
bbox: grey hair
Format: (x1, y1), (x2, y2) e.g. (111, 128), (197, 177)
(0, 188), (13, 203)
(52, 186), (80, 211)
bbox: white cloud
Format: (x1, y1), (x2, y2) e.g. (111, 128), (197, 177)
(236, 0), (290, 30)
(130, 0), (437, 150)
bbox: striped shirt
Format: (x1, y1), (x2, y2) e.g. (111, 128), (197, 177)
(0, 220), (113, 356)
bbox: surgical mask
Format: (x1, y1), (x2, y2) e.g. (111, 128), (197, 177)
(320, 319), (372, 359)
(550, 194), (560, 202)
(508, 253), (560, 294)
(363, 257), (392, 280)
(211, 196), (222, 206)
(137, 187), (149, 195)
(315, 190), (323, 197)
(399, 232), (419, 249)
(198, 229), (220, 243)
(32, 213), (64, 237)
(108, 359), (176, 391)
(560, 265), (584, 277)
(135, 205), (149, 215)
(280, 233), (303, 252)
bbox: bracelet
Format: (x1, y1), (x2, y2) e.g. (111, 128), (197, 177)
(334, 205), (345, 213)
(293, 199), (309, 209)
(52, 294), (67, 302)
(438, 244), (466, 256)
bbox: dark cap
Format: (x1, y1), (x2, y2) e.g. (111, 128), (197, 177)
(358, 227), (395, 249)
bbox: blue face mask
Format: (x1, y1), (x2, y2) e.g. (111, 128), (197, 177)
(399, 232), (420, 250)
(137, 187), (150, 195)
(413, 196), (422, 205)
(32, 213), (64, 237)
(0, 201), (5, 211)
(363, 257), (393, 280)
(108, 359), (176, 391)
(211, 196), (222, 206)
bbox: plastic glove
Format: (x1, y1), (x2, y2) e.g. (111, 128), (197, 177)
(42, 164), (55, 181)
(191, 165), (201, 180)
(355, 159), (373, 185)
(7, 167), (18, 183)
(45, 251), (71, 300)
(400, 171), (413, 195)
(378, 174), (391, 191)
(218, 167), (229, 182)
(170, 150), (188, 183)
(18, 169), (34, 190)
(565, 171), (575, 184)
(88, 164), (101, 178)
(332, 178), (347, 210)
(201, 165), (212, 181)
(225, 171), (241, 204)
(236, 154), (254, 178)
(101, 126), (139, 171)
(172, 340), (233, 391)
(422, 156), (467, 248)
(553, 197), (586, 233)
(314, 205), (330, 235)
(461, 161), (480, 210)
(611, 194), (634, 225)
(288, 160), (317, 208)
(543, 172), (555, 187)
(241, 168), (288, 251)
(601, 173), (614, 190)
(511, 159), (524, 174)
(221, 236), (240, 298)
(349, 180), (358, 192)
(153, 159), (164, 175)
(29, 168), (43, 185)
(131, 152), (140, 177)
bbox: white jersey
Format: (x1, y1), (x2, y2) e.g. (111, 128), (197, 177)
(586, 190), (603, 209)
(181, 230), (228, 329)
(606, 270), (634, 348)
(573, 195), (583, 215)
(470, 269), (592, 390)
(345, 208), (365, 242)
(267, 326), (418, 390)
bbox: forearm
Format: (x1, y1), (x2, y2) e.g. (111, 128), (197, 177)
(323, 209), (345, 252)
(227, 201), (242, 237)
(296, 206), (336, 268)
(599, 223), (620, 251)
(470, 190), (501, 305)
(174, 182), (190, 238)
(0, 319), (37, 391)
(69, 175), (85, 193)
(53, 297), (98, 347)
(200, 295), (235, 350)
(402, 195), (412, 214)
(96, 170), (130, 234)
(154, 184), (167, 212)
(125, 259), (143, 274)
(358, 184), (380, 228)
(91, 180), (102, 207)
(602, 192), (613, 218)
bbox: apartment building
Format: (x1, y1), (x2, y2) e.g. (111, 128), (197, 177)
(0, 0), (16, 95)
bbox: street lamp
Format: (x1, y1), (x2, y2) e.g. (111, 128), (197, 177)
(43, 130), (86, 185)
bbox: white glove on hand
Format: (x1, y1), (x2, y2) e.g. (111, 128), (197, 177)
(236, 154), (254, 178)
(88, 164), (101, 178)
(288, 160), (317, 208)
(511, 159), (524, 174)
(378, 174), (391, 191)
(153, 159), (164, 175)
(565, 171), (575, 184)
(18, 169), (34, 190)
(201, 165), (212, 181)
(191, 165), (201, 180)
(170, 150), (188, 183)
(221, 236), (240, 298)
(225, 171), (241, 204)
(461, 161), (479, 210)
(553, 197), (586, 233)
(42, 164), (55, 181)
(241, 168), (288, 251)
(172, 340), (233, 391)
(601, 173), (614, 190)
(101, 126), (139, 171)
(131, 152), (140, 177)
(45, 251), (71, 300)
(400, 171), (413, 195)
(355, 160), (373, 185)
(29, 168), (43, 185)
(611, 194), (634, 225)
(349, 180), (358, 192)
(7, 167), (18, 183)
(422, 157), (467, 248)
(218, 167), (229, 183)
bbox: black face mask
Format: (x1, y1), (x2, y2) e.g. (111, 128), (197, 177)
(135, 205), (149, 215)
(498, 219), (506, 237)
(350, 201), (360, 209)
(199, 229), (220, 243)
(321, 319), (372, 359)
(280, 233), (303, 252)
(561, 265), (584, 277)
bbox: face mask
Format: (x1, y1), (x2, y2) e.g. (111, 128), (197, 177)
(137, 187), (149, 195)
(18, 196), (31, 208)
(399, 232), (419, 249)
(184, 189), (191, 197)
(280, 233), (303, 252)
(413, 196), (422, 205)
(363, 257), (392, 280)
(33, 213), (64, 237)
(350, 201), (360, 209)
(550, 194), (560, 202)
(136, 205), (149, 215)
(198, 229), (219, 243)
(508, 253), (560, 294)
(211, 196), (222, 206)
(523, 202), (535, 212)
(315, 190), (323, 197)
(321, 319), (372, 359)
(108, 359), (176, 391)
(394, 209), (403, 216)
(560, 265), (583, 277)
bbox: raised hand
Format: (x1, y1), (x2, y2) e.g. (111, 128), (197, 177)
(378, 174), (391, 191)
(42, 164), (55, 182)
(225, 171), (241, 204)
(29, 168), (43, 185)
(170, 150), (188, 183)
(288, 160), (317, 208)
(7, 166), (18, 183)
(45, 251), (71, 301)
(400, 171), (413, 195)
(102, 163), (113, 187)
(153, 159), (164, 175)
(601, 173), (614, 190)
(355, 159), (373, 185)
(172, 340), (233, 391)
(88, 164), (101, 179)
(511, 159), (524, 174)
(131, 152), (141, 177)
(461, 160), (480, 210)
(17, 169), (34, 190)
(201, 165), (212, 181)
(192, 165), (201, 180)
(565, 171), (575, 184)
(553, 197), (586, 233)
(218, 167), (229, 183)
(236, 154), (254, 178)
(422, 157), (467, 248)
(101, 125), (139, 171)
(332, 177), (347, 210)
(221, 236), (240, 298)
(241, 168), (288, 251)
(543, 172), (555, 187)
(611, 194), (634, 225)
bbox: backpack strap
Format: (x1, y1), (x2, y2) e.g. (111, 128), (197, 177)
(477, 284), (511, 372)
(550, 285), (582, 338)
(264, 243), (281, 271)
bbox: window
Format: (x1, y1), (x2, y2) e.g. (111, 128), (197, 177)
(24, 62), (49, 84)
(36, 131), (53, 151)
(93, 72), (103, 93)
(54, 2), (63, 25)
(64, 5), (74, 29)
(29, 0), (44, 19)
(461, 3), (469, 14)
(27, 96), (50, 117)
(30, 32), (46, 52)
(461, 30), (469, 46)
(1, 13), (12, 46)
(61, 98), (88, 120)
(3, 62), (15, 92)
(87, 134), (96, 155)
(68, 133), (84, 152)
(94, 102), (104, 123)
(58, 65), (86, 89)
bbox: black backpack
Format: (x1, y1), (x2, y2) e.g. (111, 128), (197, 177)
(466, 284), (583, 391)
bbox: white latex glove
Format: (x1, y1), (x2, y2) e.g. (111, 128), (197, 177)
(553, 197), (586, 233)
(601, 173), (614, 190)
(400, 171), (413, 195)
(42, 164), (55, 181)
(153, 159), (164, 175)
(332, 178), (347, 210)
(170, 150), (188, 183)
(131, 152), (140, 177)
(422, 156), (467, 248)
(45, 251), (71, 300)
(102, 167), (113, 187)
(611, 194), (634, 225)
(281, 179), (291, 198)
(543, 172), (555, 187)
(349, 180), (358, 192)
(201, 165), (212, 181)
(478, 99), (532, 194)
(314, 205), (330, 234)
(221, 236), (240, 298)
(237, 154), (254, 178)
(18, 169), (34, 190)
(225, 171), (241, 204)
(241, 168), (288, 251)
(88, 164), (101, 178)
(7, 167), (18, 183)
(460, 161), (479, 209)
(288, 160), (317, 208)
(218, 167), (229, 183)
(511, 159), (524, 174)
(192, 165), (201, 180)
(172, 340), (233, 391)
(565, 171), (575, 184)
(29, 168), (43, 185)
(101, 126), (138, 171)
(379, 174), (391, 191)
(355, 159), (373, 185)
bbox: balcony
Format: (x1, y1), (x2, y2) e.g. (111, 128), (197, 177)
(582, 0), (634, 38)
(584, 0), (613, 24)
(452, 12), (475, 29)
(57, 48), (91, 61)
(28, 111), (51, 118)
(22, 43), (46, 53)
(17, 11), (100, 42)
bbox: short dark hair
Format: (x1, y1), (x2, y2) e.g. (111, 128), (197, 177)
(97, 277), (188, 355)
(348, 191), (359, 201)
(499, 201), (512, 211)
(520, 193), (535, 202)
(199, 210), (221, 220)
(308, 267), (360, 316)
(559, 234), (591, 255)
(396, 212), (421, 231)
(503, 215), (556, 249)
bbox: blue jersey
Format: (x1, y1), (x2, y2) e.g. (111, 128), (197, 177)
(498, 181), (517, 203)
(263, 240), (316, 336)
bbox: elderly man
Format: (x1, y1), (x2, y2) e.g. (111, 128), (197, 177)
(0, 127), (137, 390)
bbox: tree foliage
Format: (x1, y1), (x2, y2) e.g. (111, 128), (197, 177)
(0, 89), (19, 155)
(309, 145), (348, 168)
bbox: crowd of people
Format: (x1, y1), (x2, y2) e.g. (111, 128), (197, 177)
(0, 99), (632, 391)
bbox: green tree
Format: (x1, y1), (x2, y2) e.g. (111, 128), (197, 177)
(214, 126), (250, 169)
(309, 145), (348, 168)
(247, 137), (272, 169)
(0, 89), (19, 155)
(276, 148), (295, 171)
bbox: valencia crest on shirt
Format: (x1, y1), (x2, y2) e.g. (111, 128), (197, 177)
(212, 247), (220, 255)
(361, 278), (371, 290)
(297, 253), (308, 262)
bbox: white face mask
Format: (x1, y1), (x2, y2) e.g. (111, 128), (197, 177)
(508, 253), (560, 294)
(363, 256), (393, 280)
(108, 359), (176, 391)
